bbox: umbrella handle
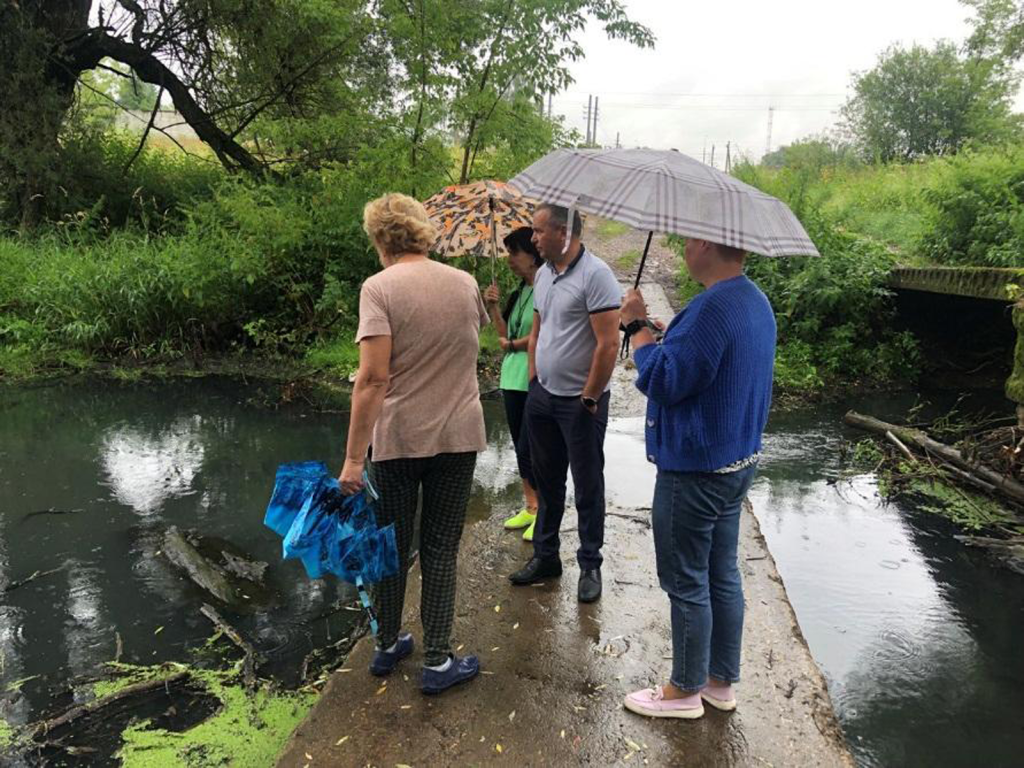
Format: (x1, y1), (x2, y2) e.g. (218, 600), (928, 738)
(490, 197), (498, 284)
(634, 231), (654, 290)
(621, 231), (656, 360)
(356, 576), (379, 636)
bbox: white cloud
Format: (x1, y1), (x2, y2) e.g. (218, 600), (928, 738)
(551, 0), (1022, 161)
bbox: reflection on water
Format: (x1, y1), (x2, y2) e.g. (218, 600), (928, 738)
(752, 395), (1024, 767)
(0, 379), (524, 728)
(1, 381), (1023, 766)
(100, 417), (206, 516)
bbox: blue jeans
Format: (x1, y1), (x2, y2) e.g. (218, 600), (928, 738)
(652, 464), (758, 692)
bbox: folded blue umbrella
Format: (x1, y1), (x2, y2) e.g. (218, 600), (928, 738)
(265, 462), (398, 634)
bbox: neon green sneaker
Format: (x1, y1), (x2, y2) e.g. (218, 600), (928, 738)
(503, 509), (536, 530)
(523, 517), (537, 542)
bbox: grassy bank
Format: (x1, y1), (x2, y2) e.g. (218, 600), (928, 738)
(5, 135), (1023, 395)
(752, 144), (1024, 266)
(0, 132), (517, 386)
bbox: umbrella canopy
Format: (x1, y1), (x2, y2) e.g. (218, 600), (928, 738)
(508, 148), (819, 258)
(265, 462), (398, 634)
(423, 180), (537, 259)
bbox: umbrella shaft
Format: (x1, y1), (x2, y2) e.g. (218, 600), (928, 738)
(634, 231), (654, 290)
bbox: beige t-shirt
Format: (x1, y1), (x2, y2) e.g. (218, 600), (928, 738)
(356, 259), (489, 462)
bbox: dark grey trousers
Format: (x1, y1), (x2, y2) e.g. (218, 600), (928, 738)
(526, 381), (610, 570)
(369, 452), (476, 665)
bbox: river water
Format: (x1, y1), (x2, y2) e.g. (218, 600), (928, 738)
(0, 379), (1021, 765)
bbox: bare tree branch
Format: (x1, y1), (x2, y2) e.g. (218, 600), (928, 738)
(122, 83), (164, 174)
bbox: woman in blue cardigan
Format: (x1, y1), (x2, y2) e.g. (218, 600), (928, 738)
(619, 237), (776, 720)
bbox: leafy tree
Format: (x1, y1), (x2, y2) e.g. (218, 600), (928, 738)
(0, 1), (384, 230)
(762, 135), (859, 171)
(379, 0), (654, 184)
(840, 41), (1021, 162)
(963, 0), (1024, 61)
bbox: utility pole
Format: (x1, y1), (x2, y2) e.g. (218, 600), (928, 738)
(702, 140), (707, 164)
(593, 96), (599, 146)
(710, 144), (716, 169)
(585, 95), (593, 144)
(765, 106), (775, 159)
(725, 141), (732, 173)
(615, 131), (621, 149)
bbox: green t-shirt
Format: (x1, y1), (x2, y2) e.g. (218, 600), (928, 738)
(499, 285), (535, 392)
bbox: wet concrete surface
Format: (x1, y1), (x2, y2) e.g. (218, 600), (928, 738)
(277, 282), (852, 767)
(278, 506), (851, 767)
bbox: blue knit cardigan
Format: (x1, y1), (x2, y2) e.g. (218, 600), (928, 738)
(634, 275), (777, 472)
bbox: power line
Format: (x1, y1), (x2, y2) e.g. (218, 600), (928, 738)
(554, 102), (840, 112)
(551, 98), (841, 111)
(562, 90), (846, 98)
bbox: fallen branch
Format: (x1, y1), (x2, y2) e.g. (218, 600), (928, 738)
(32, 672), (189, 739)
(885, 430), (916, 463)
(940, 462), (997, 494)
(200, 603), (262, 690)
(845, 410), (1024, 513)
(3, 566), (63, 594)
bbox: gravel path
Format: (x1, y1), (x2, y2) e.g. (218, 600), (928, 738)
(586, 216), (683, 312)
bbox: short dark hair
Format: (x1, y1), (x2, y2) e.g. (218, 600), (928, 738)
(536, 203), (584, 238)
(502, 227), (543, 266)
(713, 242), (747, 262)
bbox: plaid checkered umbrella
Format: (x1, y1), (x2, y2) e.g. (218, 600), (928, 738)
(508, 148), (819, 259)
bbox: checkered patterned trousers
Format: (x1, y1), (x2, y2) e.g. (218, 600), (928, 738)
(369, 452), (476, 666)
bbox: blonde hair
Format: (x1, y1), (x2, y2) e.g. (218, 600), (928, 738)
(363, 193), (436, 256)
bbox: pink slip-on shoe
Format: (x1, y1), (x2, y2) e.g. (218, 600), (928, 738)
(623, 686), (704, 719)
(700, 684), (737, 712)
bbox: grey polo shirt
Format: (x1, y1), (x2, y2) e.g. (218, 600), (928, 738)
(534, 245), (622, 397)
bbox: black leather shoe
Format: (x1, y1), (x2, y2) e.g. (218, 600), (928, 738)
(509, 556), (563, 585)
(578, 569), (602, 603)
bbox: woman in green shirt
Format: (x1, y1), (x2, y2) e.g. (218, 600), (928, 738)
(484, 228), (542, 541)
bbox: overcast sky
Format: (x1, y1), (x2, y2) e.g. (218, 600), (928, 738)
(554, 0), (1024, 162)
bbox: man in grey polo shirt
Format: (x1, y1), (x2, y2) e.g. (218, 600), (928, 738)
(508, 203), (622, 603)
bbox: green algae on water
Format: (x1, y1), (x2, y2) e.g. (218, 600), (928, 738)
(0, 717), (15, 749)
(92, 663), (316, 767)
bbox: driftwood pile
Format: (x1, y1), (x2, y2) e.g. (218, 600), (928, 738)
(845, 410), (1024, 573)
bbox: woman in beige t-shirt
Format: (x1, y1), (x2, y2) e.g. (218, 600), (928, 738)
(339, 193), (487, 694)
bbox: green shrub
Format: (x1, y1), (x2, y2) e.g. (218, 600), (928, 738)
(675, 167), (922, 391)
(0, 140), (460, 368)
(919, 146), (1024, 267)
(44, 130), (223, 234)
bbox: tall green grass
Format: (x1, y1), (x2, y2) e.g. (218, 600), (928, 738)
(748, 145), (1024, 267)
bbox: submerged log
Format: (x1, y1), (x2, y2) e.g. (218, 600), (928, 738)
(163, 526), (239, 606)
(844, 411), (1024, 510)
(955, 535), (1024, 576)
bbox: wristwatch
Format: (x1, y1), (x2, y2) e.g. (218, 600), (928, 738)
(581, 395), (598, 410)
(623, 319), (647, 337)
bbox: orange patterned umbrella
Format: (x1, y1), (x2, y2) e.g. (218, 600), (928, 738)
(423, 181), (537, 279)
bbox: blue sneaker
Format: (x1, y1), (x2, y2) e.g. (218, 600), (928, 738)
(369, 632), (414, 677)
(421, 654), (480, 695)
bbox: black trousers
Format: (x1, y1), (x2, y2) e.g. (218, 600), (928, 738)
(369, 452), (477, 665)
(525, 380), (609, 570)
(501, 389), (534, 487)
